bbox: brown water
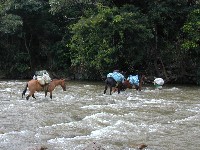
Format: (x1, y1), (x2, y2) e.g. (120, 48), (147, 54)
(0, 80), (199, 150)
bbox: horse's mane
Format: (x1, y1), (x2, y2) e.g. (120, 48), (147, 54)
(52, 78), (63, 81)
(52, 79), (59, 80)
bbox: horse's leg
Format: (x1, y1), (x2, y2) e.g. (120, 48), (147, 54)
(26, 95), (30, 100)
(109, 86), (112, 95)
(135, 85), (141, 91)
(26, 90), (35, 100)
(50, 91), (52, 99)
(113, 87), (117, 94)
(32, 94), (36, 99)
(22, 83), (28, 98)
(138, 84), (142, 91)
(45, 91), (47, 97)
(44, 84), (49, 97)
(104, 85), (108, 94)
(117, 87), (120, 94)
(117, 83), (122, 94)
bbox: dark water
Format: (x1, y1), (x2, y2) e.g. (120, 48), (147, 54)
(0, 80), (199, 150)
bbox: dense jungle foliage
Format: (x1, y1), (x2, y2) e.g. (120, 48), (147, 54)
(0, 0), (199, 84)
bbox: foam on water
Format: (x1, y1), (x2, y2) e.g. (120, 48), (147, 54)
(171, 114), (199, 124)
(0, 81), (200, 150)
(64, 94), (75, 100)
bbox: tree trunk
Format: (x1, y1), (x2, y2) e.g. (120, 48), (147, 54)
(24, 33), (33, 71)
(153, 24), (160, 77)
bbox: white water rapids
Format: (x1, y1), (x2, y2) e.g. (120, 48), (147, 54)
(0, 80), (200, 150)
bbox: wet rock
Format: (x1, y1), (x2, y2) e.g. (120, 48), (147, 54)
(27, 145), (48, 150)
(137, 144), (147, 150)
(83, 142), (105, 150)
(0, 127), (6, 134)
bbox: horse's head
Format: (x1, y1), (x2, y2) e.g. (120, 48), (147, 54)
(60, 79), (66, 91)
(123, 80), (132, 89)
(134, 74), (147, 91)
(140, 75), (147, 84)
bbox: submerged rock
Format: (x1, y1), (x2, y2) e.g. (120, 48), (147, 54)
(83, 142), (105, 150)
(27, 145), (48, 150)
(137, 144), (147, 150)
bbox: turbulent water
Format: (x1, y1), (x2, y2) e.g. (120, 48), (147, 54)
(0, 80), (200, 150)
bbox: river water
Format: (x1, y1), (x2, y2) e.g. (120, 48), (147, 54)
(0, 80), (199, 150)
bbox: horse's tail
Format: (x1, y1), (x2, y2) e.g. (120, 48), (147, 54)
(22, 83), (28, 98)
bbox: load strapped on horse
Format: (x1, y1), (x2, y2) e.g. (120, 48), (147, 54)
(127, 75), (139, 86)
(107, 70), (125, 84)
(33, 70), (51, 92)
(123, 74), (146, 91)
(154, 77), (164, 89)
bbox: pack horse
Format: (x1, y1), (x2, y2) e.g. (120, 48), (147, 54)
(22, 70), (66, 100)
(104, 70), (125, 95)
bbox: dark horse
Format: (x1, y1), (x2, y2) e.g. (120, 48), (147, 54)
(22, 79), (66, 100)
(103, 77), (124, 95)
(123, 74), (146, 91)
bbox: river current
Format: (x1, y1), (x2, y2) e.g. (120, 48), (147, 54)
(0, 80), (199, 150)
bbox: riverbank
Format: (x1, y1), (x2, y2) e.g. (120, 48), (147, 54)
(0, 69), (199, 85)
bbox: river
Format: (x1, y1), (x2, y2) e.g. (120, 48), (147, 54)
(0, 80), (199, 150)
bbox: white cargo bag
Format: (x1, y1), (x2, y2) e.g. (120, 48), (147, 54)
(37, 76), (45, 85)
(154, 78), (164, 86)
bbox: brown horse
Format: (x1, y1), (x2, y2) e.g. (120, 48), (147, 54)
(123, 75), (146, 91)
(22, 79), (66, 100)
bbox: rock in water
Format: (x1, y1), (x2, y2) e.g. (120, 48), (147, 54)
(138, 144), (147, 150)
(83, 142), (105, 150)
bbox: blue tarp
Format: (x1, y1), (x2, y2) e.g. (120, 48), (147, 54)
(127, 75), (139, 86)
(107, 72), (125, 82)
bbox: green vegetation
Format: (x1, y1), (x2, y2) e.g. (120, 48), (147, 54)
(0, 0), (199, 84)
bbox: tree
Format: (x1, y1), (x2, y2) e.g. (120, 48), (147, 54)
(0, 0), (71, 78)
(182, 8), (200, 84)
(182, 9), (200, 53)
(69, 4), (153, 79)
(0, 0), (25, 76)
